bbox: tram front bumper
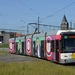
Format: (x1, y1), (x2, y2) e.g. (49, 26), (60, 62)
(59, 59), (75, 64)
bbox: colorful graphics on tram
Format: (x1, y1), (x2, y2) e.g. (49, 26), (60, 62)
(15, 37), (24, 54)
(18, 41), (22, 54)
(9, 38), (15, 53)
(46, 36), (52, 60)
(35, 37), (41, 58)
(26, 38), (32, 55)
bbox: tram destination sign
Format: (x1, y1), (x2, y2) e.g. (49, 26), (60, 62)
(64, 35), (75, 39)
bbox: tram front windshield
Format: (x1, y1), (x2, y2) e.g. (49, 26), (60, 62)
(63, 35), (75, 52)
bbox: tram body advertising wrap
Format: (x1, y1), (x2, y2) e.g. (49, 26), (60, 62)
(15, 37), (24, 54)
(9, 38), (16, 54)
(45, 35), (61, 63)
(26, 35), (33, 56)
(9, 30), (75, 64)
(33, 33), (45, 58)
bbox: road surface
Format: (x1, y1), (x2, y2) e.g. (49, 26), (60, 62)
(0, 54), (42, 62)
(0, 48), (42, 62)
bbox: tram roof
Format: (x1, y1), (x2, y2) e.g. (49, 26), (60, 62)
(56, 30), (75, 35)
(26, 35), (32, 38)
(16, 36), (25, 40)
(33, 32), (45, 37)
(11, 29), (75, 40)
(9, 38), (15, 41)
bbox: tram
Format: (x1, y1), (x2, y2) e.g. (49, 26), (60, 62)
(9, 30), (75, 64)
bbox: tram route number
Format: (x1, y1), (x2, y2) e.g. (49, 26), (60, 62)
(71, 54), (75, 59)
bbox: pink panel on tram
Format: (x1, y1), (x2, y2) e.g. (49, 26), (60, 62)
(46, 36), (53, 60)
(55, 35), (61, 40)
(26, 38), (32, 55)
(9, 40), (15, 53)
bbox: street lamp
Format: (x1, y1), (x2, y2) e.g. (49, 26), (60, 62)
(27, 25), (29, 34)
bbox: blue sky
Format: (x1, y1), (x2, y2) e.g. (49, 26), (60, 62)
(0, 0), (75, 33)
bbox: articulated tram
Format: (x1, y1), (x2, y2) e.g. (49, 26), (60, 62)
(9, 30), (75, 64)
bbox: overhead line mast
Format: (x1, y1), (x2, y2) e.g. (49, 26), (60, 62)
(38, 17), (40, 33)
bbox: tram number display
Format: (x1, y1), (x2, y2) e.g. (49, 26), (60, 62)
(71, 54), (75, 59)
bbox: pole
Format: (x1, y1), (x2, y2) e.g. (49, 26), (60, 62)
(38, 17), (40, 33)
(27, 25), (29, 34)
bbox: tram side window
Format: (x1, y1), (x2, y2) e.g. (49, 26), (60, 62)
(51, 40), (54, 52)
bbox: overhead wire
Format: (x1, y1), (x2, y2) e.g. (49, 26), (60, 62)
(39, 1), (75, 31)
(43, 1), (75, 20)
(0, 13), (8, 25)
(11, 0), (54, 25)
(9, 0), (75, 32)
(18, 0), (39, 15)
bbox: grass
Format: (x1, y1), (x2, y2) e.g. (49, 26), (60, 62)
(0, 60), (75, 75)
(0, 51), (9, 55)
(0, 44), (8, 48)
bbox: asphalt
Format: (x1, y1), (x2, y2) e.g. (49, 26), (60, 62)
(0, 48), (41, 62)
(0, 48), (42, 62)
(0, 54), (42, 62)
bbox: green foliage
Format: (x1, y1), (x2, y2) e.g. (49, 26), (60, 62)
(0, 44), (8, 48)
(0, 61), (75, 75)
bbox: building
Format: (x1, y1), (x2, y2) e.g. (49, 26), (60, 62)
(60, 15), (69, 30)
(0, 32), (10, 44)
(15, 32), (25, 37)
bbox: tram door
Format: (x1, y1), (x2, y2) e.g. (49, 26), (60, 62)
(33, 41), (36, 56)
(16, 42), (18, 54)
(22, 42), (24, 54)
(55, 40), (59, 61)
(41, 40), (44, 58)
